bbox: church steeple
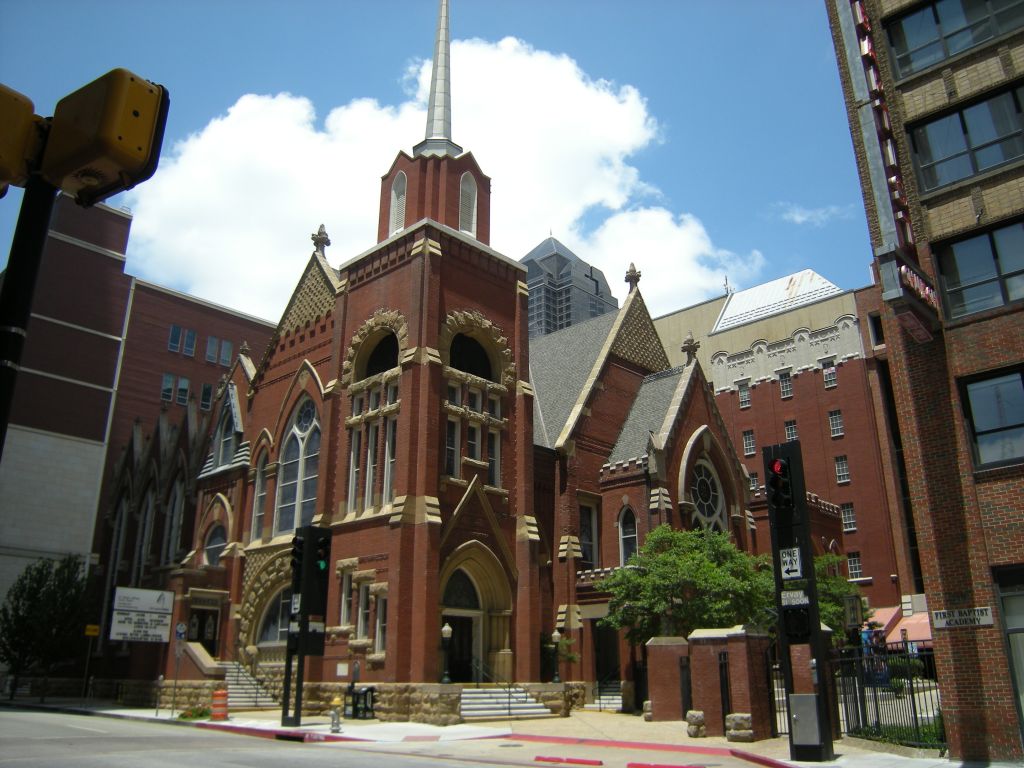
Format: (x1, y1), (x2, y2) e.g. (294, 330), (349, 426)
(377, 0), (490, 244)
(413, 0), (463, 158)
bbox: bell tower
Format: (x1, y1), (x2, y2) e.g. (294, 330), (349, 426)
(376, 0), (491, 244)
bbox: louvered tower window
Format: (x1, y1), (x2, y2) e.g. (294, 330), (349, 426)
(459, 172), (477, 236)
(389, 171), (407, 235)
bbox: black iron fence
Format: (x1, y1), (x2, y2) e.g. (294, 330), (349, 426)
(832, 642), (944, 749)
(765, 641), (944, 750)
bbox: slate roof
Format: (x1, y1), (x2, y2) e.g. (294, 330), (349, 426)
(529, 311), (618, 449)
(607, 366), (690, 465)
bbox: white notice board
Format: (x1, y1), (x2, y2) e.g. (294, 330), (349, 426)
(110, 587), (174, 643)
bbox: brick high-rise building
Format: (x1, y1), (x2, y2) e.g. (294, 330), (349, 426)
(656, 270), (910, 611)
(827, 0), (1024, 759)
(0, 196), (275, 610)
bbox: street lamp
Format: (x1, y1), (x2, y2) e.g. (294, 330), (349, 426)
(440, 622), (452, 684)
(551, 628), (561, 684)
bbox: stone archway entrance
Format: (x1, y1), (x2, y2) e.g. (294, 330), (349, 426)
(440, 543), (513, 684)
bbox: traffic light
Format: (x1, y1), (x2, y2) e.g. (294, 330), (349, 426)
(290, 532), (305, 595)
(40, 68), (169, 206)
(766, 457), (793, 511)
(0, 84), (43, 196)
(305, 527), (332, 618)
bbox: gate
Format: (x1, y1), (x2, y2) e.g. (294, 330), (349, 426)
(831, 642), (944, 749)
(766, 643), (789, 736)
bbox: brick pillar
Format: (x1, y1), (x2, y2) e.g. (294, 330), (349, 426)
(687, 628), (728, 736)
(725, 627), (772, 740)
(644, 637), (689, 721)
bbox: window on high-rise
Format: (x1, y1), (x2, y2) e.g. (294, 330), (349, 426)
(785, 420), (798, 442)
(841, 502), (857, 533)
(742, 430), (755, 456)
(829, 409), (845, 437)
(886, 0), (1024, 80)
(910, 85), (1024, 192)
(168, 324), (182, 352)
(206, 336), (219, 363)
(738, 380), (751, 408)
(779, 370), (793, 398)
(835, 455), (851, 484)
(963, 368), (1024, 466)
(847, 551), (863, 580)
(938, 220), (1024, 318)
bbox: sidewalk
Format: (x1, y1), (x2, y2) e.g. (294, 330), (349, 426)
(2, 696), (1020, 768)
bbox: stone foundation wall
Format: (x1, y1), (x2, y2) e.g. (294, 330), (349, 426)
(156, 680), (222, 710)
(521, 682), (575, 716)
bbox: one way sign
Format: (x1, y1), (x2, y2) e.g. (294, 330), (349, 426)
(779, 547), (802, 580)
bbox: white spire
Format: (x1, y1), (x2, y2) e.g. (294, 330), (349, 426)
(413, 0), (463, 157)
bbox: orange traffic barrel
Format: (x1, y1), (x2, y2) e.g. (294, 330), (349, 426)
(211, 688), (228, 721)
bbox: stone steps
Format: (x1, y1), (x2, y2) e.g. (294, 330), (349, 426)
(459, 686), (555, 720)
(218, 661), (277, 709)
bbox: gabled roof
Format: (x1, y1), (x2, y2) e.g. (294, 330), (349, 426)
(251, 250), (342, 390)
(713, 269), (842, 332)
(530, 311), (618, 450)
(607, 366), (690, 465)
(530, 287), (670, 452)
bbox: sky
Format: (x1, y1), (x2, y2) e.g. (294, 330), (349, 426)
(0, 1), (871, 324)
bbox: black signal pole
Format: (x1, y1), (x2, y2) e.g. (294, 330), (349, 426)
(0, 171), (58, 463)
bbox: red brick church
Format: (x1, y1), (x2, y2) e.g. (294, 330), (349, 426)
(106, 0), (784, 714)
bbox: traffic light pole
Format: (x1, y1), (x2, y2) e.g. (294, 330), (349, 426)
(0, 171), (58, 463)
(763, 442), (834, 762)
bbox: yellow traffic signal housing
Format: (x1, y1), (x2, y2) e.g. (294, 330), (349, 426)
(0, 83), (43, 195)
(41, 68), (169, 206)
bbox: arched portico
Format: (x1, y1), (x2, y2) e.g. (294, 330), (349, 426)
(439, 541), (513, 683)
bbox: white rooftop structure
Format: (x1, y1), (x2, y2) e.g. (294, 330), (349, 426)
(712, 269), (843, 333)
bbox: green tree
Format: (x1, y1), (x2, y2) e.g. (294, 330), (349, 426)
(598, 525), (775, 645)
(0, 555), (90, 699)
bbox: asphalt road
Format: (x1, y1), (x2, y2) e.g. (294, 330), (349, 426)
(0, 708), (512, 768)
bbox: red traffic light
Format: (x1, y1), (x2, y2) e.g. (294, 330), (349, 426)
(771, 458), (788, 476)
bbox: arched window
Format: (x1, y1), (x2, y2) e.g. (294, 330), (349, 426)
(690, 460), (726, 532)
(364, 333), (399, 378)
(348, 332), (401, 515)
(204, 525), (227, 566)
(132, 488), (156, 585)
(217, 407), (236, 467)
(251, 455), (268, 542)
(162, 478), (184, 565)
(459, 172), (477, 236)
(257, 588), (292, 645)
(389, 171), (407, 235)
(276, 399), (320, 534)
(443, 569), (480, 610)
(619, 507), (638, 565)
(449, 334), (492, 380)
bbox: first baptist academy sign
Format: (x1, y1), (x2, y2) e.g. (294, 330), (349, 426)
(932, 606), (994, 630)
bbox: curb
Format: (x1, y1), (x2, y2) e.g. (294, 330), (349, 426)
(507, 733), (794, 768)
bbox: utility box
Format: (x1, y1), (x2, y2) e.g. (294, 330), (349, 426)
(790, 694), (820, 745)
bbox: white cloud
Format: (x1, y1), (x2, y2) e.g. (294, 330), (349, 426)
(571, 208), (764, 317)
(126, 37), (763, 322)
(776, 202), (851, 227)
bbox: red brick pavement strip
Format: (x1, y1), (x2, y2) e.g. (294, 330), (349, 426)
(535, 758), (604, 765)
(507, 733), (794, 768)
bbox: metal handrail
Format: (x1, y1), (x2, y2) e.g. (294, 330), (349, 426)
(592, 669), (621, 712)
(470, 657), (516, 719)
